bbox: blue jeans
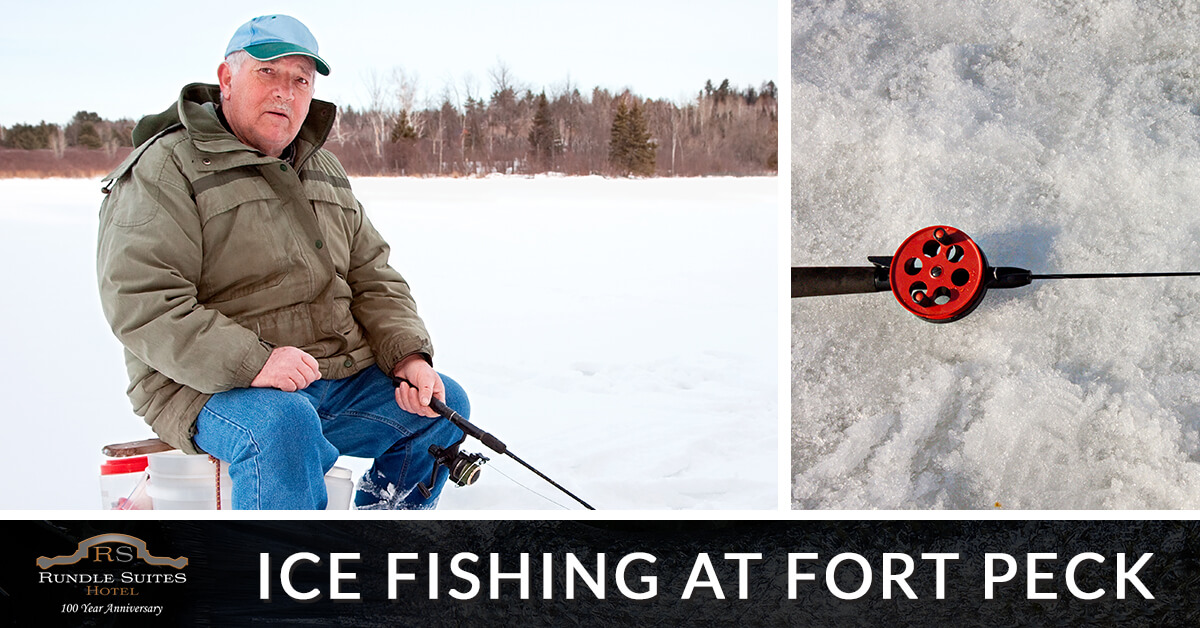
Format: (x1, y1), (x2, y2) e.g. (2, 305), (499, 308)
(193, 367), (469, 510)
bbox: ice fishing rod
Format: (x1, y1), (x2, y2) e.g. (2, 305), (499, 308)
(792, 225), (1200, 323)
(392, 376), (596, 510)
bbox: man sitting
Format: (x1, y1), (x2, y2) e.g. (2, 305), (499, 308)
(97, 14), (468, 509)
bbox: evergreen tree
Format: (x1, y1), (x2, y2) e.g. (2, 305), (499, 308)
(608, 99), (631, 172)
(390, 110), (418, 142)
(716, 79), (732, 102)
(608, 97), (656, 176)
(78, 122), (103, 149)
(527, 92), (559, 171)
(388, 110), (420, 173)
(627, 100), (656, 176)
(2, 122), (56, 149)
(73, 111), (102, 124)
(65, 111), (103, 147)
(462, 96), (485, 166)
(761, 80), (778, 100)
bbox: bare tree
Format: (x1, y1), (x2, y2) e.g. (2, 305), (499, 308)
(49, 126), (66, 159)
(487, 59), (516, 97)
(330, 105), (345, 144)
(390, 67), (423, 137)
(363, 69), (393, 162)
(104, 133), (121, 158)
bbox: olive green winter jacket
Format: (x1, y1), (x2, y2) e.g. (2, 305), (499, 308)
(97, 83), (433, 454)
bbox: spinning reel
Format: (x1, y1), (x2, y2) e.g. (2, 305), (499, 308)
(418, 440), (488, 498)
(793, 225), (1200, 322)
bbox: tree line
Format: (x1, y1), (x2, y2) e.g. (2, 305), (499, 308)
(332, 75), (777, 177)
(0, 112), (134, 157)
(1, 75), (776, 178)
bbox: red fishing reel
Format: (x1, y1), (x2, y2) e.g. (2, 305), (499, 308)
(885, 226), (989, 323)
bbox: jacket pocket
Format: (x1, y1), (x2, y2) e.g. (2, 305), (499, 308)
(306, 179), (360, 277)
(194, 175), (291, 303)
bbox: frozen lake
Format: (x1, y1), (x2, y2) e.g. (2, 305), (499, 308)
(0, 175), (778, 511)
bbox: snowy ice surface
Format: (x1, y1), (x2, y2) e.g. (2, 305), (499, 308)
(793, 1), (1200, 509)
(0, 175), (777, 511)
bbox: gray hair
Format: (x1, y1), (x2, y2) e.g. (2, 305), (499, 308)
(224, 49), (252, 76)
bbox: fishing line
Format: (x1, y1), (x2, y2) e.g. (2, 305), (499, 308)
(487, 463), (572, 510)
(1029, 272), (1200, 280)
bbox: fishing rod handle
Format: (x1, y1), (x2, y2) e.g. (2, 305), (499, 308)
(791, 266), (889, 298)
(391, 375), (508, 453)
(428, 397), (508, 454)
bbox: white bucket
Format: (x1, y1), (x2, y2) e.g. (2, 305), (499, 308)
(324, 466), (354, 510)
(146, 451), (353, 509)
(146, 451), (228, 510)
(99, 456), (152, 510)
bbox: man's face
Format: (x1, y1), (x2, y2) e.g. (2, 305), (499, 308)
(217, 54), (315, 158)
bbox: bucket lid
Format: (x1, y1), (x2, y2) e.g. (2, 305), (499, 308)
(326, 466), (352, 480)
(148, 450), (221, 475)
(101, 456), (149, 475)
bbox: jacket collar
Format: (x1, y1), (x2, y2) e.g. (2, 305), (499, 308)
(131, 82), (337, 170)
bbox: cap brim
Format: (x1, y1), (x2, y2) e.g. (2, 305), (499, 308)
(242, 42), (330, 75)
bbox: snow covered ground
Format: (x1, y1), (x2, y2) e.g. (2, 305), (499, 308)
(792, 1), (1200, 509)
(0, 175), (777, 511)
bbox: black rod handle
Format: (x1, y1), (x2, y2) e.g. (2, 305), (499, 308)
(791, 266), (889, 298)
(428, 397), (508, 454)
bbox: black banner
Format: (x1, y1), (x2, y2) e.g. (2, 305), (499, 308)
(2, 520), (1196, 626)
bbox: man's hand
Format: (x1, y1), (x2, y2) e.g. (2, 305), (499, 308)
(251, 346), (321, 392)
(392, 354), (444, 418)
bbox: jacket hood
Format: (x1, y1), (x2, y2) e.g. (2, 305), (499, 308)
(131, 83), (337, 154)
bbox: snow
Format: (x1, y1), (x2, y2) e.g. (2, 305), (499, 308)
(0, 175), (777, 511)
(793, 1), (1200, 509)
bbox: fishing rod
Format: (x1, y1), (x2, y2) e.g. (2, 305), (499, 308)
(792, 225), (1200, 323)
(392, 376), (596, 510)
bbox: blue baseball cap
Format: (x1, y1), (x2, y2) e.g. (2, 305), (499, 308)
(225, 14), (330, 76)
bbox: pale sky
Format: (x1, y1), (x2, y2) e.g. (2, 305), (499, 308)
(3, 0), (779, 125)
